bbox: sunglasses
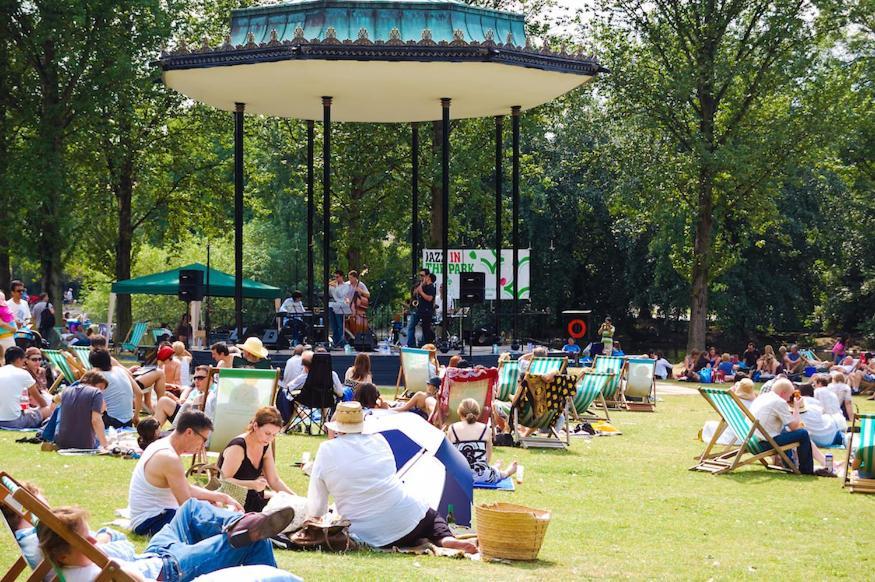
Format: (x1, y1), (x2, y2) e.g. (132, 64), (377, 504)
(12, 289), (22, 293)
(27, 357), (42, 362)
(193, 375), (207, 381)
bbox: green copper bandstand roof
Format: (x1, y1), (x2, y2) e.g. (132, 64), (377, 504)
(160, 0), (604, 122)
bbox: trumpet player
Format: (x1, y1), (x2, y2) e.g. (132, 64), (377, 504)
(406, 268), (435, 348)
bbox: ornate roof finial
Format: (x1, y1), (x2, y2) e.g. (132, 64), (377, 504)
(358, 27), (369, 40)
(506, 32), (517, 46)
(221, 34), (232, 50)
(176, 37), (190, 54)
(199, 35), (211, 52)
(525, 36), (533, 50)
(294, 26), (305, 40)
(326, 26), (337, 39)
(268, 29), (281, 46)
(484, 29), (494, 42)
(422, 28), (432, 41)
(453, 29), (464, 41)
(245, 31), (257, 48)
(388, 27), (402, 43)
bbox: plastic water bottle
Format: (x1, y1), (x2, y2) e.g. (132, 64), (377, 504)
(492, 344), (499, 355)
(824, 453), (833, 474)
(19, 389), (29, 411)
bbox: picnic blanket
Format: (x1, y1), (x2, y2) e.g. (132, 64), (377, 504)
(473, 476), (515, 491)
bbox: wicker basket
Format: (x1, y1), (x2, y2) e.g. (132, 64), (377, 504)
(475, 502), (551, 561)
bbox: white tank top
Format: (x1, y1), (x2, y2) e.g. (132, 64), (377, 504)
(128, 438), (181, 529)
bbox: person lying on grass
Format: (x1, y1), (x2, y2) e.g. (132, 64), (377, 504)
(448, 398), (517, 484)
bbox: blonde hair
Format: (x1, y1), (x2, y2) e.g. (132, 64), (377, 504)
(37, 506), (89, 566)
(457, 398), (481, 424)
(721, 353), (730, 362)
(831, 371), (847, 384)
(448, 355), (462, 368)
(172, 341), (186, 355)
(421, 343), (437, 353)
(763, 345), (775, 361)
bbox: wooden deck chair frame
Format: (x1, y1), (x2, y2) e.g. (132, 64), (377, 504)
(622, 357), (657, 412)
(43, 349), (80, 387)
(842, 412), (875, 494)
(568, 369), (612, 422)
(593, 355), (627, 408)
(394, 347), (437, 400)
(494, 358), (520, 402)
(189, 367), (280, 482)
(430, 367), (497, 430)
(0, 472), (136, 582)
(119, 321), (149, 354)
(509, 376), (573, 449)
(69, 346), (93, 371)
(690, 388), (800, 475)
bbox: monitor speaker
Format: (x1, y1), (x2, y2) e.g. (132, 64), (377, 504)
(178, 269), (205, 302)
(459, 272), (485, 305)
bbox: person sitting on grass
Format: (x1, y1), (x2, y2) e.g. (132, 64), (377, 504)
(826, 371), (854, 422)
(811, 374), (848, 433)
(151, 365), (213, 428)
(128, 410), (242, 537)
(211, 341), (235, 369)
(89, 349), (140, 429)
(679, 349), (702, 382)
(36, 501), (294, 582)
(757, 345), (780, 379)
(391, 376), (440, 420)
(716, 353), (735, 382)
(749, 378), (833, 477)
(353, 382), (390, 414)
(741, 342), (760, 371)
(307, 401), (477, 553)
(55, 370), (110, 451)
(448, 398), (517, 484)
(797, 384), (845, 448)
(218, 406), (296, 513)
(234, 337), (273, 370)
(23, 347), (53, 402)
(783, 344), (806, 375)
(0, 346), (53, 430)
(653, 352), (673, 380)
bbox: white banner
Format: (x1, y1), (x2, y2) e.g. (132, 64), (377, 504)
(422, 249), (530, 301)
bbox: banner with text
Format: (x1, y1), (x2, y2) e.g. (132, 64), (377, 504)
(422, 249), (530, 301)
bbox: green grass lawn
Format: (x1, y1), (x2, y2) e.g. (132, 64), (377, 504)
(2, 391), (874, 580)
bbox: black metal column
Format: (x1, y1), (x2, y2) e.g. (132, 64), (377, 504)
(234, 103), (245, 338)
(411, 122), (419, 278)
(306, 120), (315, 312)
(440, 98), (451, 340)
(494, 115), (503, 342)
(511, 105), (520, 345)
(322, 97), (332, 343)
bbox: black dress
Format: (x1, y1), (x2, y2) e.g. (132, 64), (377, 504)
(217, 437), (270, 512)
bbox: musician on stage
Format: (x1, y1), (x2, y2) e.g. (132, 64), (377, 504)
(345, 270), (370, 304)
(406, 269), (435, 347)
(278, 290), (307, 346)
(328, 270), (348, 348)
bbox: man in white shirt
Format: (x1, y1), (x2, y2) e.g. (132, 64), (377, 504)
(8, 281), (31, 326)
(306, 402), (477, 552)
(654, 352), (673, 380)
(281, 345), (306, 388)
(328, 270), (349, 348)
(749, 378), (830, 476)
(0, 346), (52, 429)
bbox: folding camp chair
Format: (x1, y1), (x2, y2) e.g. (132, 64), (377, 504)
(593, 355), (626, 408)
(430, 367), (497, 429)
(0, 471), (136, 581)
(509, 374), (577, 449)
(494, 359), (520, 402)
(119, 321), (149, 354)
(70, 346), (93, 370)
(690, 387), (800, 475)
(568, 369), (612, 422)
(842, 413), (875, 494)
(622, 357), (657, 411)
(394, 347), (435, 400)
(189, 367), (279, 480)
(285, 352), (338, 436)
(43, 349), (80, 392)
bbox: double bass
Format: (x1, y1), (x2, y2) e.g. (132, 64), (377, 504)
(346, 268), (370, 337)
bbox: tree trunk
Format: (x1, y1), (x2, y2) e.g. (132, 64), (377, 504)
(428, 120), (443, 247)
(114, 156), (135, 343)
(37, 101), (66, 314)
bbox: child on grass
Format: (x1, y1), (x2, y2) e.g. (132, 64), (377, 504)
(447, 398), (517, 484)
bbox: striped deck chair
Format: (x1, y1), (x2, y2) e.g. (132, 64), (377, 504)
(495, 359), (520, 402)
(593, 355), (626, 407)
(0, 472), (136, 581)
(843, 413), (875, 494)
(120, 321), (148, 354)
(394, 347), (434, 400)
(431, 367), (497, 429)
(524, 356), (567, 378)
(690, 387), (800, 475)
(623, 357), (657, 411)
(569, 369), (612, 422)
(70, 346), (92, 370)
(43, 349), (80, 391)
(510, 373), (577, 449)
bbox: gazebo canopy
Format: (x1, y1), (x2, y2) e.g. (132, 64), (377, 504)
(159, 0), (604, 122)
(111, 263), (282, 299)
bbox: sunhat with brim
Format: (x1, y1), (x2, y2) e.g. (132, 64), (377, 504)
(236, 337), (269, 360)
(733, 378), (757, 401)
(325, 401), (365, 434)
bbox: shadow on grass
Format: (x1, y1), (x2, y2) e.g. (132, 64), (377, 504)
(482, 557), (557, 569)
(720, 470), (817, 484)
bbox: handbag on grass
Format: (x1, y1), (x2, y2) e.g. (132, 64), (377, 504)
(287, 518), (356, 552)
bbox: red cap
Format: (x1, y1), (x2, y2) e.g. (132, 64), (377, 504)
(157, 346), (174, 361)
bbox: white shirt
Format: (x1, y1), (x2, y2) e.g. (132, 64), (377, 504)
(750, 391), (793, 437)
(814, 387), (841, 415)
(307, 433), (427, 547)
(9, 299), (30, 325)
(128, 438), (180, 529)
(654, 358), (672, 379)
(279, 298), (306, 314)
(800, 397), (841, 447)
(288, 369), (344, 397)
(827, 382), (852, 404)
(0, 365), (36, 421)
(281, 355), (304, 388)
(330, 282), (349, 313)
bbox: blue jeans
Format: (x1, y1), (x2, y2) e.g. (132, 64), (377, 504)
(330, 310), (345, 347)
(406, 313), (420, 347)
(765, 428), (814, 475)
(146, 499), (276, 582)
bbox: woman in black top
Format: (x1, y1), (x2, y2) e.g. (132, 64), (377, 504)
(217, 406), (295, 512)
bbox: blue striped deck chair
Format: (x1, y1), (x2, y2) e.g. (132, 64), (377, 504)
(623, 357), (657, 411)
(120, 321), (149, 354)
(593, 355), (626, 407)
(394, 347), (434, 400)
(69, 346), (92, 370)
(569, 369), (612, 421)
(495, 359), (520, 401)
(510, 373), (576, 449)
(843, 413), (875, 494)
(691, 387), (799, 475)
(43, 349), (79, 391)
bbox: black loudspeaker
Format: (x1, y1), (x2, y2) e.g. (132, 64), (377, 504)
(178, 269), (205, 302)
(261, 329), (280, 348)
(354, 330), (376, 352)
(459, 271), (485, 305)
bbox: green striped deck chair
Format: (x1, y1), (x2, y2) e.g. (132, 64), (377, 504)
(623, 357), (656, 411)
(394, 347), (433, 400)
(843, 413), (875, 494)
(120, 321), (149, 353)
(691, 387), (799, 475)
(70, 345), (92, 370)
(571, 370), (612, 421)
(525, 356), (567, 378)
(0, 471), (137, 582)
(495, 359), (520, 401)
(43, 349), (79, 385)
(510, 374), (576, 449)
(593, 355), (626, 406)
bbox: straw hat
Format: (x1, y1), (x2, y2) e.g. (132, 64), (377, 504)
(236, 337), (269, 360)
(733, 378), (756, 401)
(325, 401), (364, 434)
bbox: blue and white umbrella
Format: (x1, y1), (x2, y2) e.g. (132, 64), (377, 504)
(364, 412), (474, 526)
